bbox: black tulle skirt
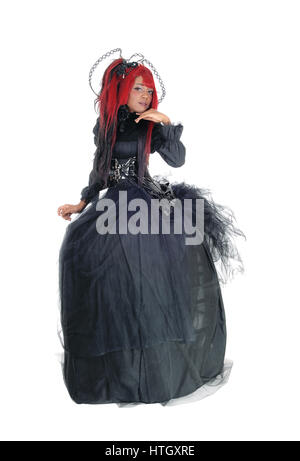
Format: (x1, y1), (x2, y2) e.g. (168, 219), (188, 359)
(57, 174), (244, 405)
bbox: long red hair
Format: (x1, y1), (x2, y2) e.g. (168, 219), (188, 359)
(93, 58), (159, 188)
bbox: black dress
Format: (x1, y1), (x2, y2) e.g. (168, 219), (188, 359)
(58, 112), (244, 406)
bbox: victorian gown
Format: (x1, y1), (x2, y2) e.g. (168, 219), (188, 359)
(58, 111), (244, 406)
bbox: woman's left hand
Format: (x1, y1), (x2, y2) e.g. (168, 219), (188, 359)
(134, 108), (171, 125)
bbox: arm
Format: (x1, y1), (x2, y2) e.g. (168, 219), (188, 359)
(150, 122), (186, 168)
(79, 155), (103, 207)
(79, 118), (104, 209)
(57, 118), (103, 220)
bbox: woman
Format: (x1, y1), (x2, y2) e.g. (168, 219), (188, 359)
(57, 53), (245, 406)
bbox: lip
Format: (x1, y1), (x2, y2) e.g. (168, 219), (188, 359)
(139, 102), (147, 107)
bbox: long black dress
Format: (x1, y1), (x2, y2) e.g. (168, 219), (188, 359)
(58, 111), (244, 405)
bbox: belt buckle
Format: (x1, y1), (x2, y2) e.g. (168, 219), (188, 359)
(110, 157), (136, 183)
(120, 157), (135, 179)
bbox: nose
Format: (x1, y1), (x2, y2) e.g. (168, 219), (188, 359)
(141, 88), (151, 99)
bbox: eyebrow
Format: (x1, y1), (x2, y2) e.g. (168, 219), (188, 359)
(135, 83), (153, 89)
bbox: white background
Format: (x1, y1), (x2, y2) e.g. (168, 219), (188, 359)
(0, 0), (299, 441)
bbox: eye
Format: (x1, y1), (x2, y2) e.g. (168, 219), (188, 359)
(134, 87), (153, 95)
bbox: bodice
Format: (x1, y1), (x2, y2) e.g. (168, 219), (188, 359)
(111, 110), (141, 160)
(80, 112), (185, 205)
(112, 140), (138, 160)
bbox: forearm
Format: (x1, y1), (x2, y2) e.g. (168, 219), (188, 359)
(151, 122), (185, 167)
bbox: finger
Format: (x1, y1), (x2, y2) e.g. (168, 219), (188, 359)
(136, 115), (156, 123)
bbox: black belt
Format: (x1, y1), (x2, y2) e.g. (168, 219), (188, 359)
(108, 156), (176, 211)
(108, 156), (137, 184)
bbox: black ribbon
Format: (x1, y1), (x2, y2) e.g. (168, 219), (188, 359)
(114, 60), (138, 78)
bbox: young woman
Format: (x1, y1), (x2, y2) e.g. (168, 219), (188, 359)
(57, 52), (245, 406)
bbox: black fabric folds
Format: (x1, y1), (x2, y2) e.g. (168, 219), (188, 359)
(58, 115), (245, 406)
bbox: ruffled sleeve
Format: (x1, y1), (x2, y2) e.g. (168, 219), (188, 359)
(80, 118), (104, 206)
(80, 166), (103, 205)
(150, 122), (186, 167)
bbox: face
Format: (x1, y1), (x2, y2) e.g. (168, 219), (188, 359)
(127, 76), (153, 113)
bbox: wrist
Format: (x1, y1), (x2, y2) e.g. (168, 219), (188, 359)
(78, 200), (87, 211)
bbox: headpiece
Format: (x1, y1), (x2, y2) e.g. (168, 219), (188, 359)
(88, 48), (166, 103)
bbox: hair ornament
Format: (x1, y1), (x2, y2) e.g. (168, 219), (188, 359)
(88, 48), (166, 103)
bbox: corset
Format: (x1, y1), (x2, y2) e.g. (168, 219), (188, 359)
(108, 139), (176, 208)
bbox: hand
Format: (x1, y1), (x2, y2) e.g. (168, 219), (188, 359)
(57, 203), (84, 221)
(134, 108), (171, 125)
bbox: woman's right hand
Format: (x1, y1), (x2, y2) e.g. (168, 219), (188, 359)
(57, 201), (86, 221)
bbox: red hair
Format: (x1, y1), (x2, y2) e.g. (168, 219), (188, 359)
(94, 58), (159, 188)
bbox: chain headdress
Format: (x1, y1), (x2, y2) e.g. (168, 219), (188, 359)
(88, 48), (166, 103)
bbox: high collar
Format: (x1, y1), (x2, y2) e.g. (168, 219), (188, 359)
(117, 106), (142, 134)
(126, 111), (139, 123)
(130, 111), (139, 119)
